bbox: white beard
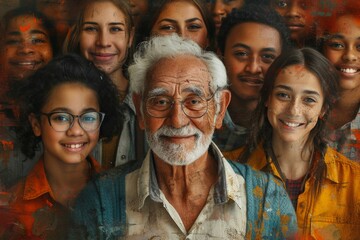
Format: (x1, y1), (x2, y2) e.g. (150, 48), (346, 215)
(146, 125), (213, 166)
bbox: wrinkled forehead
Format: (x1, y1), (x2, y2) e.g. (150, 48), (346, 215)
(145, 55), (212, 96)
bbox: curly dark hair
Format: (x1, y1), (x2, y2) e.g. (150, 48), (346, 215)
(240, 47), (339, 195)
(1, 6), (58, 55)
(217, 3), (290, 55)
(13, 53), (124, 158)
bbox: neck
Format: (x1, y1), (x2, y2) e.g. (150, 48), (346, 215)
(44, 156), (90, 207)
(228, 97), (257, 128)
(154, 151), (218, 231)
(329, 89), (360, 129)
(109, 69), (129, 93)
(271, 136), (312, 180)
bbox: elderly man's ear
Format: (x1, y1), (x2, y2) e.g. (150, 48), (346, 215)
(215, 89), (231, 129)
(133, 93), (146, 130)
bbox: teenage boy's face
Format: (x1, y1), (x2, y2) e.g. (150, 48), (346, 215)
(223, 22), (282, 102)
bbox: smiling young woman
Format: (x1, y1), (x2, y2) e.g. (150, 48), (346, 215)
(223, 48), (360, 239)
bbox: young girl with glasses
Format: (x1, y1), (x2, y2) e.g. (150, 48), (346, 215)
(0, 54), (123, 239)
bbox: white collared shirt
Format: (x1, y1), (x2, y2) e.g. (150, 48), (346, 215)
(123, 143), (247, 239)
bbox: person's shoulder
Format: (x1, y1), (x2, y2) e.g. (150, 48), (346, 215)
(325, 147), (360, 171)
(91, 160), (143, 187)
(226, 159), (283, 188)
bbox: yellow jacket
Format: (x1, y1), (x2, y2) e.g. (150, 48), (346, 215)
(224, 145), (360, 239)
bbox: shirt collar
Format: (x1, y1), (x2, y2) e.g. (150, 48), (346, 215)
(136, 142), (245, 209)
(23, 156), (101, 200)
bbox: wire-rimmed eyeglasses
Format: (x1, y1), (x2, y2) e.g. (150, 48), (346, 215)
(40, 111), (105, 132)
(145, 88), (220, 118)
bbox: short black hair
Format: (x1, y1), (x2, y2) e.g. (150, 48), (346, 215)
(13, 54), (124, 158)
(217, 3), (290, 55)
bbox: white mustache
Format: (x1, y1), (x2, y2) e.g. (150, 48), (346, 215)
(156, 125), (200, 138)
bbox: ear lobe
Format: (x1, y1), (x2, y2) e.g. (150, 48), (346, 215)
(132, 93), (145, 130)
(215, 90), (231, 129)
(29, 113), (41, 136)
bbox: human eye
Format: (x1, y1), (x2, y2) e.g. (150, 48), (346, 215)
(233, 50), (248, 59)
(187, 23), (202, 31)
(261, 53), (277, 64)
(303, 96), (317, 104)
(327, 40), (344, 50)
(50, 112), (71, 123)
(110, 26), (124, 33)
(31, 37), (48, 44)
(275, 92), (290, 100)
(274, 0), (288, 8)
(148, 96), (172, 110)
(183, 95), (205, 110)
(5, 37), (21, 46)
(83, 25), (98, 32)
(81, 112), (99, 123)
(159, 24), (176, 32)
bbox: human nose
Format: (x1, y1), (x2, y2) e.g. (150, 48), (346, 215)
(342, 46), (359, 62)
(96, 30), (111, 48)
(213, 0), (226, 16)
(287, 98), (301, 116)
(16, 40), (35, 55)
(245, 56), (262, 74)
(66, 116), (85, 135)
(167, 101), (189, 128)
(284, 2), (303, 18)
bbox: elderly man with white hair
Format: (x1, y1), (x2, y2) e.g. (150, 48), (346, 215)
(70, 34), (297, 239)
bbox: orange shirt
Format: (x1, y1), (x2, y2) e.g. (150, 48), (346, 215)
(225, 144), (360, 239)
(1, 156), (100, 239)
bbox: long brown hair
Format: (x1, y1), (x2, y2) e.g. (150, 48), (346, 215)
(240, 47), (339, 193)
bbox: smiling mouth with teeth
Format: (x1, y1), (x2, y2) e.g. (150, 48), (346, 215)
(340, 68), (359, 74)
(64, 143), (85, 149)
(281, 120), (302, 128)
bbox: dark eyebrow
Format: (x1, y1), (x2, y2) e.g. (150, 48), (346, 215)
(232, 43), (251, 51)
(327, 34), (344, 40)
(260, 47), (278, 53)
(7, 29), (48, 36)
(48, 107), (99, 113)
(274, 85), (321, 96)
(83, 21), (124, 25)
(185, 18), (203, 23)
(158, 18), (178, 24)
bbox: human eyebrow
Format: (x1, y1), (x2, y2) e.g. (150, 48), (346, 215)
(30, 29), (48, 36)
(274, 85), (292, 91)
(302, 90), (321, 97)
(260, 47), (278, 53)
(327, 34), (345, 40)
(147, 88), (168, 97)
(158, 18), (178, 24)
(47, 107), (99, 114)
(182, 86), (204, 97)
(231, 43), (251, 51)
(185, 18), (203, 23)
(109, 22), (125, 26)
(6, 31), (21, 36)
(82, 21), (98, 25)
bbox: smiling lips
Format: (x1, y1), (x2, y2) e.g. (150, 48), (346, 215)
(239, 76), (263, 86)
(281, 120), (303, 128)
(91, 53), (117, 62)
(62, 142), (87, 151)
(10, 60), (43, 69)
